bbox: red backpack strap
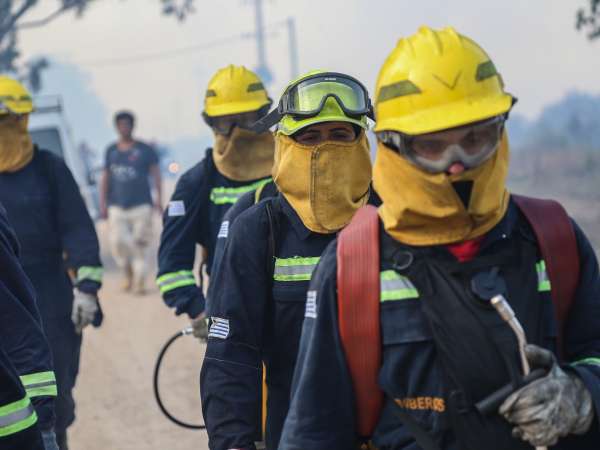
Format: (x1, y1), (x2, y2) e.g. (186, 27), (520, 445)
(512, 194), (580, 359)
(337, 205), (383, 438)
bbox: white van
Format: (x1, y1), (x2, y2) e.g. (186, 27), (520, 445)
(28, 95), (100, 219)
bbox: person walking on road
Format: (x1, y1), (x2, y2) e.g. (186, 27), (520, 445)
(0, 76), (103, 450)
(100, 110), (162, 295)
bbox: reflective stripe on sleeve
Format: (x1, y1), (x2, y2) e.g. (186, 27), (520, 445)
(273, 257), (320, 282)
(19, 371), (57, 398)
(156, 270), (196, 294)
(380, 270), (419, 302)
(571, 357), (600, 367)
(209, 179), (272, 205)
(0, 396), (37, 437)
(536, 260), (551, 292)
(77, 266), (103, 283)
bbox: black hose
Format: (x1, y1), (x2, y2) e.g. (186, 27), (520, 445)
(153, 328), (206, 430)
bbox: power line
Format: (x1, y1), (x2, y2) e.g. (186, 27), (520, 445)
(71, 19), (289, 69)
(75, 33), (249, 68)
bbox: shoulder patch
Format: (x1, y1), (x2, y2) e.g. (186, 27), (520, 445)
(168, 200), (186, 217)
(208, 317), (230, 339)
(218, 220), (229, 239)
(305, 290), (317, 319)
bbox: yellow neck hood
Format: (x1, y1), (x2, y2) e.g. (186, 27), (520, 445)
(373, 133), (510, 246)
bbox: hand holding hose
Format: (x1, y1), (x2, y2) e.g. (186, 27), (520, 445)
(191, 314), (209, 341)
(499, 344), (594, 447)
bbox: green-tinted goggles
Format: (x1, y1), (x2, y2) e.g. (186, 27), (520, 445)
(251, 72), (373, 132)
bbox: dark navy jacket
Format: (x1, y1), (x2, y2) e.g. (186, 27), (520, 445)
(0, 149), (102, 324)
(156, 149), (271, 318)
(208, 181), (278, 302)
(280, 200), (600, 450)
(201, 194), (337, 450)
(0, 345), (44, 449)
(0, 204), (56, 432)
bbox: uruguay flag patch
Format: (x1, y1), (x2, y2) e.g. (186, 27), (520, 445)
(208, 317), (230, 339)
(305, 290), (317, 319)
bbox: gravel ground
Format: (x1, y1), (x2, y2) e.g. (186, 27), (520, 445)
(68, 217), (210, 450)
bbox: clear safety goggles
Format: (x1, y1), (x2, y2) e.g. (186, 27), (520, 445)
(378, 115), (506, 173)
(251, 72), (373, 132)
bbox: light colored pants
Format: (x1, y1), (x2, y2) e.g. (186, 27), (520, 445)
(108, 204), (153, 287)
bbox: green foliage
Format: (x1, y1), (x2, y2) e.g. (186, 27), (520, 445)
(576, 0), (600, 40)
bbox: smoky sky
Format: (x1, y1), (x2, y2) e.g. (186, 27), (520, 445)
(18, 0), (600, 143)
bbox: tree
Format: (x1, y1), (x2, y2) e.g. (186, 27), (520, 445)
(0, 0), (196, 87)
(576, 0), (600, 40)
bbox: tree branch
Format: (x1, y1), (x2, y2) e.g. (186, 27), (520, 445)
(15, 4), (70, 29)
(0, 0), (37, 41)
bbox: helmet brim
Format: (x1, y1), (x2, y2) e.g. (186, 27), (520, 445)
(204, 99), (271, 118)
(278, 114), (368, 136)
(0, 101), (33, 115)
(374, 93), (513, 135)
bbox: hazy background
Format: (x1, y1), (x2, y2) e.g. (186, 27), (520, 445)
(14, 1), (599, 157)
(8, 0), (600, 247)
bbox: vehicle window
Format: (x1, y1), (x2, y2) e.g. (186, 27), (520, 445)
(29, 127), (64, 158)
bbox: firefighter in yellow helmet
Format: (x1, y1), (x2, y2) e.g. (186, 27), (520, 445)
(201, 69), (377, 450)
(0, 76), (103, 450)
(157, 65), (275, 330)
(280, 27), (599, 450)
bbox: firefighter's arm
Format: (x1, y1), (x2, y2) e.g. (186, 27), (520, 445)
(280, 241), (357, 450)
(560, 220), (600, 443)
(200, 206), (270, 450)
(156, 164), (206, 318)
(0, 346), (44, 447)
(53, 155), (103, 295)
(0, 209), (57, 431)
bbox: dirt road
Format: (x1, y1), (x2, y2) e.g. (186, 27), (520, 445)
(69, 219), (210, 450)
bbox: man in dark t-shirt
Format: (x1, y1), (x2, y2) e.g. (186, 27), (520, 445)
(100, 111), (161, 294)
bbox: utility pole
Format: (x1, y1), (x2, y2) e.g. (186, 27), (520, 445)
(287, 17), (299, 80)
(253, 0), (273, 84)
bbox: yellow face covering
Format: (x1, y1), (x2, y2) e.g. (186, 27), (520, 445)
(273, 132), (372, 234)
(0, 115), (33, 173)
(213, 127), (275, 181)
(373, 133), (510, 246)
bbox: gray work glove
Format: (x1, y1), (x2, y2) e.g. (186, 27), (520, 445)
(499, 344), (594, 447)
(71, 289), (99, 334)
(191, 314), (208, 341)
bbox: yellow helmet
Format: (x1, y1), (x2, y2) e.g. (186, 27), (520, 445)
(0, 76), (34, 115)
(374, 26), (514, 135)
(203, 65), (271, 117)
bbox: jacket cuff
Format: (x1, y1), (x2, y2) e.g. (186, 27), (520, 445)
(186, 294), (206, 319)
(569, 363), (600, 432)
(76, 280), (100, 295)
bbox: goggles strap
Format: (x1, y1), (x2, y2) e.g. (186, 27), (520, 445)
(250, 108), (281, 133)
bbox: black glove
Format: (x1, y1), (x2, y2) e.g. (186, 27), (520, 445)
(499, 344), (594, 446)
